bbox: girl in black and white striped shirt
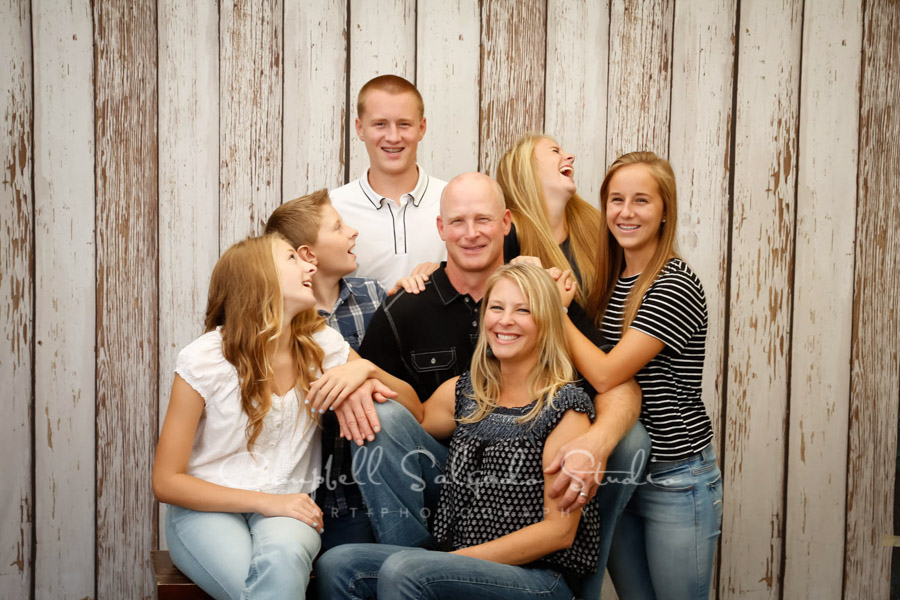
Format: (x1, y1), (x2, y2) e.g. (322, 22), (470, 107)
(559, 152), (722, 600)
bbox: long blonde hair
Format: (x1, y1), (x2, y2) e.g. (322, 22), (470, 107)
(204, 235), (324, 451)
(495, 132), (602, 304)
(464, 263), (575, 424)
(586, 151), (679, 329)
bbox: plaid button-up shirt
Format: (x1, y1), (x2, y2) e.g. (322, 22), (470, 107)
(318, 276), (385, 516)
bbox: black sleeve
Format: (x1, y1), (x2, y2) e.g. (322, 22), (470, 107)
(503, 221), (520, 263)
(567, 302), (611, 351)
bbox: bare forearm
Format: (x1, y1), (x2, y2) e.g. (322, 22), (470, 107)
(369, 363), (422, 420)
(153, 472), (266, 514)
(451, 518), (577, 565)
(587, 379), (641, 458)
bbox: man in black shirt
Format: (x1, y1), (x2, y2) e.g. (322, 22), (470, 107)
(357, 172), (509, 400)
(337, 173), (647, 597)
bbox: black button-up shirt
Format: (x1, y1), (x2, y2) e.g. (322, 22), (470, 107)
(359, 263), (481, 400)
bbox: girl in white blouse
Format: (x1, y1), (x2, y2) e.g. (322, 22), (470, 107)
(153, 234), (415, 600)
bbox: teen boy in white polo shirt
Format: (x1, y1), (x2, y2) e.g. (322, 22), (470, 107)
(330, 75), (446, 290)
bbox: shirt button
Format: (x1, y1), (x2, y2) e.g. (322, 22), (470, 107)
(464, 297), (469, 303)
(472, 321), (477, 327)
(430, 357), (437, 365)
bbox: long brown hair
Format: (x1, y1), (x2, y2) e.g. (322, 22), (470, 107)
(586, 152), (679, 329)
(204, 235), (324, 451)
(464, 263), (575, 424)
(495, 132), (602, 304)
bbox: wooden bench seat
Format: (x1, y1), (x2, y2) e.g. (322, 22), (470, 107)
(152, 550), (318, 599)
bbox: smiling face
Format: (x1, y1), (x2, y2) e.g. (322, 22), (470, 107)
(355, 89), (426, 179)
(605, 164), (666, 272)
(271, 237), (317, 317)
(483, 277), (538, 364)
(437, 173), (511, 277)
(533, 137), (576, 200)
(308, 203), (358, 278)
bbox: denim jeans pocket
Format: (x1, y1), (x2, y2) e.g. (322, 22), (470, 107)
(646, 462), (694, 492)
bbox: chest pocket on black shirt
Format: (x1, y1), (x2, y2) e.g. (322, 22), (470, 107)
(411, 348), (457, 373)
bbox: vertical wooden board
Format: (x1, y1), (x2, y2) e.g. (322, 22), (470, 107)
(220, 0), (284, 247)
(32, 1), (96, 597)
(845, 1), (900, 597)
(157, 0), (219, 550)
(606, 0), (674, 161)
(479, 0), (546, 176)
(94, 0), (158, 597)
(283, 0), (347, 196)
(669, 0), (736, 466)
(720, 0), (803, 597)
(783, 1), (862, 597)
(347, 0), (415, 180)
(0, 0), (32, 595)
(544, 0), (610, 207)
(415, 0), (480, 180)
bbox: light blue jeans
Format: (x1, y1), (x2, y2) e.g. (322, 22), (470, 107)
(317, 543), (574, 599)
(606, 443), (723, 600)
(350, 399), (651, 597)
(165, 504), (320, 600)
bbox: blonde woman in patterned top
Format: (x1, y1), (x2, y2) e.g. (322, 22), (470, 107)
(317, 264), (601, 599)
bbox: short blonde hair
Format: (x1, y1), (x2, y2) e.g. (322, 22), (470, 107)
(357, 74), (424, 118)
(264, 189), (331, 248)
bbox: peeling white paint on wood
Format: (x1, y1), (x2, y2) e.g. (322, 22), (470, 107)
(844, 1), (900, 597)
(721, 0), (803, 597)
(348, 0), (415, 180)
(93, 0), (159, 596)
(544, 0), (610, 207)
(283, 0), (347, 195)
(32, 0), (96, 596)
(0, 0), (33, 596)
(416, 0), (480, 180)
(157, 0), (219, 552)
(669, 0), (736, 470)
(783, 1), (862, 597)
(479, 0), (546, 176)
(606, 0), (674, 160)
(219, 0), (284, 247)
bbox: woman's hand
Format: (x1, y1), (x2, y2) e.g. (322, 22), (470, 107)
(548, 267), (577, 307)
(258, 492), (324, 533)
(387, 261), (440, 295)
(307, 359), (375, 413)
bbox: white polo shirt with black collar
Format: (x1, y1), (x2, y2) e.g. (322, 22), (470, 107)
(330, 166), (447, 289)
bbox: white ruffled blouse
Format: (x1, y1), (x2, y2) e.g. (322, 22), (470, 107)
(174, 326), (349, 495)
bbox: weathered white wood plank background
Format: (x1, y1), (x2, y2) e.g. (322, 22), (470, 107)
(1, 1), (897, 598)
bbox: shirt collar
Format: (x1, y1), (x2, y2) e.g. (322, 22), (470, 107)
(430, 263), (477, 307)
(358, 165), (429, 210)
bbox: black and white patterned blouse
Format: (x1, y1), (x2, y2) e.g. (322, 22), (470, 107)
(432, 372), (601, 577)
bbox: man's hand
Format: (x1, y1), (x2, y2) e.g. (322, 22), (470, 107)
(335, 378), (396, 445)
(544, 430), (609, 511)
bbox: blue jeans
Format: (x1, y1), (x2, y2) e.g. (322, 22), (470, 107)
(606, 443), (723, 600)
(165, 504), (320, 600)
(350, 400), (449, 547)
(317, 543), (574, 599)
(351, 400), (651, 596)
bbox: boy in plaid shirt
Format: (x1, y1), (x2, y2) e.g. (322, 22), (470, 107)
(265, 189), (385, 549)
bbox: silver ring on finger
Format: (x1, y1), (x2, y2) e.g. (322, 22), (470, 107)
(579, 491), (589, 499)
